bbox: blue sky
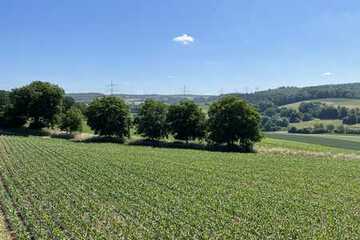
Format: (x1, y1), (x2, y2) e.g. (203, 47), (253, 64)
(1, 0), (360, 94)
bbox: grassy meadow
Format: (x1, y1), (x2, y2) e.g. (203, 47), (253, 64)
(289, 119), (344, 128)
(284, 98), (360, 110)
(1, 135), (360, 239)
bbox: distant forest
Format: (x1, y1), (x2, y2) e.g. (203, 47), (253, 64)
(238, 83), (360, 106)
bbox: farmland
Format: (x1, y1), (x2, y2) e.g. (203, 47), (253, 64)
(266, 132), (360, 151)
(284, 98), (360, 110)
(289, 119), (343, 128)
(1, 135), (360, 239)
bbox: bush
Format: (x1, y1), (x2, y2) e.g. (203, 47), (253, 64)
(279, 108), (303, 123)
(86, 96), (131, 139)
(299, 102), (321, 117)
(344, 128), (360, 134)
(60, 106), (83, 133)
(278, 117), (290, 128)
(135, 99), (168, 140)
(261, 116), (288, 132)
(167, 100), (206, 143)
(319, 106), (339, 120)
(343, 114), (358, 125)
(288, 125), (329, 134)
(302, 113), (314, 121)
(288, 126), (298, 133)
(288, 127), (312, 134)
(326, 124), (335, 133)
(335, 125), (345, 134)
(207, 96), (262, 151)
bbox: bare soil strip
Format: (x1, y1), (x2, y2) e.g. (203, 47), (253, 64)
(0, 212), (12, 240)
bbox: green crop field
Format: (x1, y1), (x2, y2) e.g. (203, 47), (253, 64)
(284, 98), (360, 110)
(1, 135), (360, 239)
(289, 119), (360, 129)
(266, 132), (360, 151)
(289, 119), (344, 128)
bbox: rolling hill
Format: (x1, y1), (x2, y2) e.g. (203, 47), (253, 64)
(67, 82), (360, 107)
(284, 98), (360, 110)
(237, 82), (360, 106)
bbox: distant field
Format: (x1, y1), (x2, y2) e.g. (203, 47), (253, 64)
(266, 132), (360, 151)
(290, 119), (343, 128)
(284, 98), (360, 109)
(1, 136), (360, 238)
(289, 119), (360, 129)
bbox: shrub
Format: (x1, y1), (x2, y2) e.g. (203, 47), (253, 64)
(60, 106), (83, 133)
(343, 114), (358, 125)
(302, 113), (314, 121)
(299, 102), (321, 117)
(288, 126), (298, 133)
(335, 125), (345, 134)
(326, 124), (335, 133)
(319, 106), (339, 120)
(288, 125), (329, 134)
(280, 108), (303, 123)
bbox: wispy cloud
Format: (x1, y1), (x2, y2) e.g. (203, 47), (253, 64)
(173, 34), (194, 45)
(321, 72), (334, 77)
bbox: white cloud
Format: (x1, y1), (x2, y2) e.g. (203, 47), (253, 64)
(321, 72), (334, 77)
(173, 34), (194, 45)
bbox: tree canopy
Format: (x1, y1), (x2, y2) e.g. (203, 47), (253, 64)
(207, 96), (262, 150)
(60, 106), (84, 133)
(135, 99), (168, 140)
(167, 100), (206, 142)
(86, 96), (131, 138)
(9, 81), (65, 128)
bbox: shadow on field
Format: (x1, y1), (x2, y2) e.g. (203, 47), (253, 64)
(0, 128), (51, 137)
(0, 128), (255, 153)
(75, 136), (126, 144)
(128, 139), (254, 153)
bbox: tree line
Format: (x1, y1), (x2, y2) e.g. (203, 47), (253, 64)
(238, 83), (360, 106)
(0, 81), (262, 152)
(259, 101), (360, 132)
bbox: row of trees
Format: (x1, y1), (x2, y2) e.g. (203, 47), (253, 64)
(288, 124), (360, 135)
(86, 96), (262, 150)
(0, 81), (263, 151)
(0, 81), (85, 132)
(297, 102), (359, 122)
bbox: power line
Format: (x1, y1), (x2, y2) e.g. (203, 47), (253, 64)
(107, 81), (118, 96)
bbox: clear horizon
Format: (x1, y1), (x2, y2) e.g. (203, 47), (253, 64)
(1, 1), (360, 94)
